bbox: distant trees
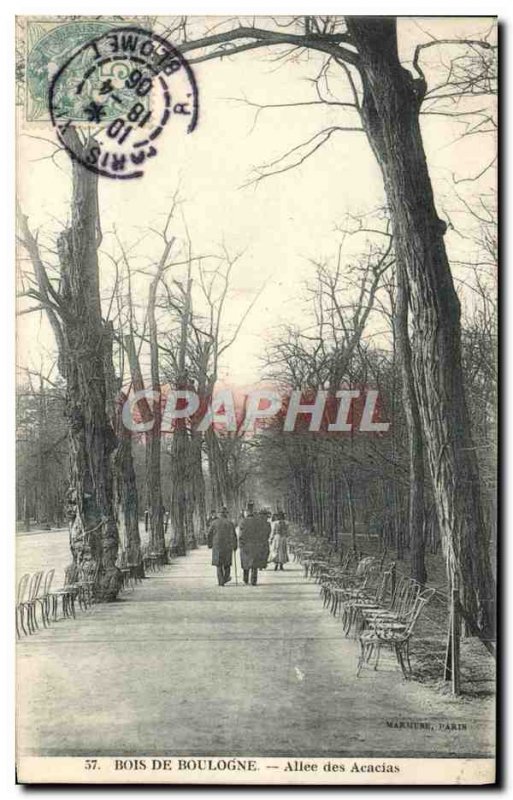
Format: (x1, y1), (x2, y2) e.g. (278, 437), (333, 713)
(256, 233), (401, 554)
(255, 210), (496, 593)
(16, 370), (67, 529)
(174, 15), (497, 642)
(159, 246), (259, 527)
(113, 221), (260, 550)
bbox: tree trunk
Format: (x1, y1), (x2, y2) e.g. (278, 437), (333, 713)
(146, 271), (167, 562)
(114, 403), (144, 575)
(395, 263), (427, 585)
(169, 274), (194, 556)
(104, 323), (144, 578)
(23, 493), (31, 531)
(205, 428), (229, 509)
(344, 473), (357, 554)
(57, 133), (121, 600)
(190, 430), (207, 543)
(36, 376), (51, 526)
(169, 425), (188, 556)
(346, 18), (495, 640)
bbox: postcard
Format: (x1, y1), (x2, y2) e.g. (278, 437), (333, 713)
(15, 14), (497, 785)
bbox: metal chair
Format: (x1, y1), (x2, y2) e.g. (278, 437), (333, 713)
(142, 545), (156, 573)
(35, 568), (55, 627)
(319, 551), (358, 611)
(341, 568), (393, 636)
(19, 571), (44, 634)
(325, 557), (380, 618)
(77, 562), (101, 606)
(362, 576), (420, 631)
(357, 587), (435, 678)
(116, 550), (132, 590)
(127, 555), (144, 585)
(16, 573), (30, 637)
(48, 564), (81, 620)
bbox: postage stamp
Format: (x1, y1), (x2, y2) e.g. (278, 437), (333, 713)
(23, 18), (155, 122)
(48, 26), (199, 179)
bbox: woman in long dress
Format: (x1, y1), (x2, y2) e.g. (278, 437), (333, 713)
(269, 511), (289, 571)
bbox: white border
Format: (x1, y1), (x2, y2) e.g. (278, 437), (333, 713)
(3, 3), (508, 798)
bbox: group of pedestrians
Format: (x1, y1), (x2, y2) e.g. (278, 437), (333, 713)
(206, 502), (289, 586)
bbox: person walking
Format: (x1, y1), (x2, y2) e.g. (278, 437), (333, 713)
(269, 511), (289, 571)
(207, 506), (237, 586)
(238, 502), (269, 586)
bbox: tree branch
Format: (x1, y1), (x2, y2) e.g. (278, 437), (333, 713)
(176, 25), (360, 67)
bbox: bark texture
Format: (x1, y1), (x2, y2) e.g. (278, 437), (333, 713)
(104, 323), (143, 577)
(394, 263), (427, 585)
(146, 269), (167, 561)
(346, 18), (495, 639)
(57, 132), (121, 600)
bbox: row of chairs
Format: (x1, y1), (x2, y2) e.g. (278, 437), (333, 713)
(17, 544), (166, 637)
(17, 542), (172, 638)
(117, 550), (145, 590)
(16, 562), (99, 638)
(141, 544), (167, 574)
(291, 531), (434, 679)
(16, 570), (53, 636)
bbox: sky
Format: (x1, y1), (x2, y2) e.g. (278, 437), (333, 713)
(16, 16), (497, 388)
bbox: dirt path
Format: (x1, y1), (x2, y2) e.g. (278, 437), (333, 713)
(17, 546), (494, 758)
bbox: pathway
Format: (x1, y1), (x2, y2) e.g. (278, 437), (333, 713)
(17, 545), (495, 758)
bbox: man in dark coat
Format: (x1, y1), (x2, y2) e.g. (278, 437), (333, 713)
(207, 507), (237, 586)
(238, 503), (270, 586)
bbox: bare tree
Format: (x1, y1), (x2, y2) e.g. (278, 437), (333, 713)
(16, 368), (67, 529)
(170, 16), (496, 644)
(18, 129), (121, 600)
(183, 249), (262, 514)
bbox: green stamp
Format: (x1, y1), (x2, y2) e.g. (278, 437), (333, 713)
(25, 18), (154, 122)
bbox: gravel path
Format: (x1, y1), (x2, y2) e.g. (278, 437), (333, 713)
(17, 539), (495, 758)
